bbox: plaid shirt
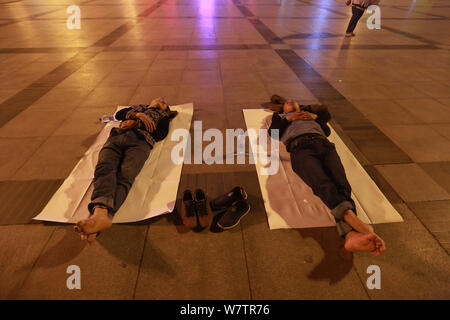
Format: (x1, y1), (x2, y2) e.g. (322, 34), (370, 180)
(113, 105), (170, 147)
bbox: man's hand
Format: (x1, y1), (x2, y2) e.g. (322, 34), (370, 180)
(136, 113), (156, 132)
(120, 120), (137, 130)
(286, 111), (318, 122)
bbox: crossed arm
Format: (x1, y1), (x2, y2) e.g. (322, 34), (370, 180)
(269, 104), (331, 138)
(114, 107), (171, 141)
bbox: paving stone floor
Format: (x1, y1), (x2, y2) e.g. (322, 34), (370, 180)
(0, 0), (449, 299)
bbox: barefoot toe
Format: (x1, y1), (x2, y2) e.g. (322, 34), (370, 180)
(86, 233), (98, 243)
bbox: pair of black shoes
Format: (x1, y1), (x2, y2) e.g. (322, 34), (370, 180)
(210, 186), (250, 230)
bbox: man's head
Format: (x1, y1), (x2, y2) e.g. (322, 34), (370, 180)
(149, 97), (169, 111)
(282, 100), (300, 114)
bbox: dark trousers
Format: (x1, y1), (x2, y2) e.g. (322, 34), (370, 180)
(89, 130), (151, 216)
(346, 6), (365, 33)
(290, 135), (355, 236)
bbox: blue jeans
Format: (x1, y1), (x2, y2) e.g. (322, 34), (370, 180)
(88, 130), (151, 216)
(290, 134), (355, 237)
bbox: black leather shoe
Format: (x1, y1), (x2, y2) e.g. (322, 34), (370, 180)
(210, 186), (247, 211)
(194, 189), (212, 228)
(180, 189), (197, 228)
(217, 200), (250, 230)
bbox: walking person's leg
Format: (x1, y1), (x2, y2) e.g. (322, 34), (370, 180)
(346, 6), (365, 36)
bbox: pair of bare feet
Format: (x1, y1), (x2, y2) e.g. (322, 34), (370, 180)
(74, 207), (112, 243)
(74, 208), (386, 256)
(343, 210), (386, 256)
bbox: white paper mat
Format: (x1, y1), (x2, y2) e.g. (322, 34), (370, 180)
(243, 109), (403, 230)
(34, 103), (193, 223)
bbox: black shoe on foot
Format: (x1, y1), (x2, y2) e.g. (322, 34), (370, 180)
(217, 200), (250, 230)
(210, 186), (247, 211)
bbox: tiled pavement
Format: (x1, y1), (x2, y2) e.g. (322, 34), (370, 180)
(0, 0), (449, 299)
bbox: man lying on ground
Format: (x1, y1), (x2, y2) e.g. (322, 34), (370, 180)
(74, 98), (176, 242)
(268, 98), (386, 256)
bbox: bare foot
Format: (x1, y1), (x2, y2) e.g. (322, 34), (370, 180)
(371, 233), (386, 256)
(344, 232), (386, 256)
(74, 207), (112, 243)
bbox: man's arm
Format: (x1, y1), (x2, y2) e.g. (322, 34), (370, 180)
(152, 116), (171, 141)
(316, 110), (331, 137)
(301, 104), (331, 136)
(114, 107), (133, 121)
(269, 113), (290, 139)
(301, 104), (331, 122)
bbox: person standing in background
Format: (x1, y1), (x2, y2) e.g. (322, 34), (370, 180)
(345, 0), (380, 37)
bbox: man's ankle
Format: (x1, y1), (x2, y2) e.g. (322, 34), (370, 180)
(343, 209), (373, 234)
(93, 206), (110, 217)
(344, 231), (358, 251)
(343, 209), (355, 221)
(345, 230), (358, 240)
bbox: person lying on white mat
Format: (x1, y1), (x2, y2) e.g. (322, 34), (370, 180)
(74, 98), (177, 242)
(268, 98), (386, 256)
